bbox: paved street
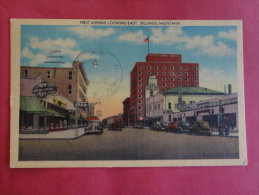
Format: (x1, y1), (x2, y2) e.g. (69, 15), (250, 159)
(19, 127), (239, 161)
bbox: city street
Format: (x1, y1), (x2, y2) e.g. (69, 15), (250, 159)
(19, 127), (239, 161)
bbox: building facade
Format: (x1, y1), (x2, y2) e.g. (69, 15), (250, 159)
(129, 53), (199, 124)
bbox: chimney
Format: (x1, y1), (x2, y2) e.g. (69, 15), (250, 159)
(228, 84), (232, 94)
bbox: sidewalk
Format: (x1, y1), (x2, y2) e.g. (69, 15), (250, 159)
(211, 130), (239, 138)
(19, 128), (85, 140)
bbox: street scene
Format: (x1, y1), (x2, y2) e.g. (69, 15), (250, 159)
(19, 127), (239, 161)
(12, 19), (245, 165)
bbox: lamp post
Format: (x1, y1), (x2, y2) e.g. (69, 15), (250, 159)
(218, 98), (224, 136)
(75, 59), (98, 137)
(130, 108), (136, 126)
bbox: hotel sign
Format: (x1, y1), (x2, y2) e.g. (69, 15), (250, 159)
(32, 81), (57, 98)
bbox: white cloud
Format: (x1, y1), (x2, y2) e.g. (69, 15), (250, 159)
(218, 29), (237, 40)
(29, 37), (76, 50)
(149, 26), (235, 56)
(118, 30), (146, 43)
(151, 26), (184, 45)
(21, 47), (34, 58)
(67, 26), (115, 39)
(29, 53), (46, 67)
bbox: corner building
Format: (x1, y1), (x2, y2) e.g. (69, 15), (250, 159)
(130, 53), (199, 124)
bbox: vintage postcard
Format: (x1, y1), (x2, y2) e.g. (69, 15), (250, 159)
(10, 19), (247, 168)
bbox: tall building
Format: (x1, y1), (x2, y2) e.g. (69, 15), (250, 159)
(129, 53), (199, 124)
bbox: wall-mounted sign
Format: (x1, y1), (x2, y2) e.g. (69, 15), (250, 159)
(74, 101), (88, 108)
(32, 81), (57, 98)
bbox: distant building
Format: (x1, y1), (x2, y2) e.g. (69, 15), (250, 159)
(122, 97), (131, 126)
(146, 87), (225, 125)
(130, 53), (199, 124)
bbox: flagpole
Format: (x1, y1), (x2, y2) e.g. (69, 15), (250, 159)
(148, 36), (149, 54)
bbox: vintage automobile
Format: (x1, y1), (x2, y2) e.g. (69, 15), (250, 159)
(150, 122), (161, 130)
(188, 121), (212, 136)
(108, 122), (122, 131)
(85, 120), (103, 135)
(173, 121), (191, 133)
(137, 124), (144, 129)
(165, 122), (178, 132)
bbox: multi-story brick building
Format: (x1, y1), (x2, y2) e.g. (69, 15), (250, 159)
(128, 53), (199, 125)
(21, 61), (89, 104)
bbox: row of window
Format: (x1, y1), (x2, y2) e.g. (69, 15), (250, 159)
(138, 66), (198, 70)
(138, 71), (198, 76)
(23, 70), (73, 80)
(138, 83), (198, 88)
(138, 78), (198, 84)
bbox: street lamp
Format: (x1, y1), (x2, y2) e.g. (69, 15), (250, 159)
(75, 59), (98, 137)
(218, 98), (224, 136)
(130, 108), (136, 126)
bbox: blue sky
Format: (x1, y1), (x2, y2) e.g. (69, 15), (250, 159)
(20, 24), (239, 118)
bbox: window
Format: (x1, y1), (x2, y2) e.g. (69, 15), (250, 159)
(194, 66), (198, 70)
(185, 66), (188, 70)
(68, 71), (72, 80)
(138, 95), (142, 98)
(138, 89), (142, 92)
(194, 72), (198, 76)
(170, 72), (174, 75)
(185, 78), (188, 81)
(162, 84), (166, 87)
(162, 72), (166, 75)
(162, 66), (166, 69)
(178, 66), (182, 70)
(158, 104), (160, 109)
(178, 72), (182, 76)
(138, 113), (142, 117)
(168, 102), (172, 109)
(170, 66), (174, 70)
(185, 84), (188, 87)
(138, 101), (142, 104)
(138, 83), (142, 86)
(194, 84), (198, 87)
(171, 84), (174, 87)
(170, 78), (174, 81)
(47, 70), (51, 78)
(138, 71), (142, 75)
(178, 84), (182, 87)
(178, 78), (182, 81)
(211, 109), (214, 114)
(147, 72), (151, 75)
(68, 85), (72, 95)
(154, 72), (158, 75)
(138, 66), (142, 69)
(162, 78), (166, 81)
(138, 106), (142, 110)
(147, 66), (151, 69)
(24, 70), (29, 77)
(184, 72), (188, 76)
(194, 78), (198, 81)
(169, 115), (171, 122)
(154, 66), (158, 69)
(154, 105), (156, 110)
(138, 77), (142, 81)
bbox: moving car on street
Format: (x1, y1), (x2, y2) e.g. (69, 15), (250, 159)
(188, 121), (212, 136)
(85, 120), (103, 135)
(173, 121), (191, 133)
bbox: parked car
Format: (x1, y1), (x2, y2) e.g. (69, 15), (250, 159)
(150, 122), (161, 130)
(188, 121), (212, 136)
(85, 120), (103, 135)
(166, 122), (178, 132)
(173, 121), (191, 133)
(137, 124), (144, 129)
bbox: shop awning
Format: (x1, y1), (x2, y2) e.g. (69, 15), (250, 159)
(70, 114), (76, 120)
(20, 96), (49, 115)
(43, 109), (65, 117)
(80, 114), (87, 121)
